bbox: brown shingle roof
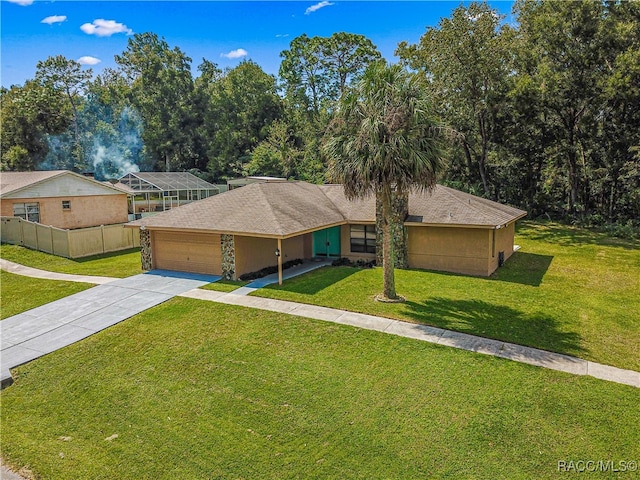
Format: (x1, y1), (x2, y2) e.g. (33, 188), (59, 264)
(318, 185), (376, 222)
(0, 170), (125, 197)
(407, 185), (527, 227)
(129, 181), (345, 237)
(128, 181), (526, 237)
(0, 170), (67, 196)
(108, 181), (137, 194)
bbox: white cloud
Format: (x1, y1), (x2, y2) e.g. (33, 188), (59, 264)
(221, 48), (248, 59)
(7, 0), (34, 6)
(80, 19), (133, 37)
(41, 15), (67, 25)
(78, 56), (101, 66)
(305, 1), (334, 15)
(275, 34), (289, 38)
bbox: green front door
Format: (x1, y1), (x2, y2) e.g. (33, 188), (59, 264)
(313, 226), (341, 257)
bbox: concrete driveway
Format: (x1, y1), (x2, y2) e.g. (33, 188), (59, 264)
(1, 270), (219, 387)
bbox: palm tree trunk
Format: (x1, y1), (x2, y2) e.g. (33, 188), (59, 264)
(381, 186), (397, 300)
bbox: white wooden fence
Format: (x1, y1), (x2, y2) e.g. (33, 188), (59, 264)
(1, 217), (140, 258)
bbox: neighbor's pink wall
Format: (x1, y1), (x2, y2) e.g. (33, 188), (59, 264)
(1, 195), (128, 229)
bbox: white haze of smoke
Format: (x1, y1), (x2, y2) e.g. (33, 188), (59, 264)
(92, 143), (140, 177)
(42, 105), (145, 179)
(119, 106), (143, 151)
(91, 105), (144, 179)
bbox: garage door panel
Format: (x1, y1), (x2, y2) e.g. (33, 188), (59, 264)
(153, 232), (222, 275)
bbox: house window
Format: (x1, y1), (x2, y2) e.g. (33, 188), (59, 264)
(62, 200), (71, 210)
(350, 225), (376, 254)
(13, 202), (40, 223)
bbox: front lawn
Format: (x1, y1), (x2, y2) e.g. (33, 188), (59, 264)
(1, 297), (638, 479)
(0, 244), (142, 278)
(200, 279), (248, 293)
(1, 270), (92, 320)
(253, 222), (640, 371)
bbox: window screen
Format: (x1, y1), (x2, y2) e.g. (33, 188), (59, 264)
(13, 202), (40, 223)
(350, 225), (376, 254)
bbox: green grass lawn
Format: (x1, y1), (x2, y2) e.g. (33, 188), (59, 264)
(200, 279), (248, 292)
(253, 222), (640, 371)
(1, 297), (638, 480)
(1, 270), (92, 320)
(0, 244), (142, 278)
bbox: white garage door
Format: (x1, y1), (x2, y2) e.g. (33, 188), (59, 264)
(153, 231), (222, 275)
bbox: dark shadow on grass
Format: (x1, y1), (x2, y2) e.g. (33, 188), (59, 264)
(517, 221), (638, 250)
(261, 266), (360, 295)
(490, 251), (553, 287)
(403, 297), (585, 357)
(71, 247), (140, 263)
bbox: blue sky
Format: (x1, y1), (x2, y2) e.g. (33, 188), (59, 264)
(1, 1), (515, 88)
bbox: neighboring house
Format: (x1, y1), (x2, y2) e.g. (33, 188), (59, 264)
(127, 181), (526, 279)
(227, 176), (286, 190)
(0, 170), (128, 229)
(113, 172), (219, 217)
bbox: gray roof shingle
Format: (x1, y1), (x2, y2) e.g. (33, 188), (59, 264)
(0, 170), (124, 197)
(128, 181), (526, 237)
(0, 170), (67, 196)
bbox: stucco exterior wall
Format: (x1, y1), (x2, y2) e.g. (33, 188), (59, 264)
(234, 235), (306, 278)
(407, 226), (492, 276)
(340, 224), (376, 262)
(1, 195), (128, 229)
(488, 222), (516, 274)
(302, 233), (313, 259)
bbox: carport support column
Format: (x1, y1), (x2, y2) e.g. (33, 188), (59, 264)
(221, 234), (236, 280)
(140, 228), (153, 271)
(278, 238), (283, 285)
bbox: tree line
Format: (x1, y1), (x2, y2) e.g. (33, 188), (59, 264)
(2, 0), (638, 225)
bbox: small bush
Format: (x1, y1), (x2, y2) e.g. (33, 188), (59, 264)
(576, 217), (640, 240)
(598, 220), (639, 240)
(331, 257), (376, 268)
(331, 257), (352, 267)
(239, 258), (304, 281)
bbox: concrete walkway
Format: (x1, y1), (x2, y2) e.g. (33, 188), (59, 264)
(0, 258), (118, 284)
(1, 260), (638, 388)
(182, 288), (640, 388)
(1, 269), (219, 387)
(232, 258), (334, 295)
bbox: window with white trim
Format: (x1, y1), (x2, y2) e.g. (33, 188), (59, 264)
(62, 200), (71, 210)
(13, 202), (40, 222)
(350, 225), (376, 254)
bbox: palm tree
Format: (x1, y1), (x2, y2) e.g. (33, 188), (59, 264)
(323, 61), (445, 301)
